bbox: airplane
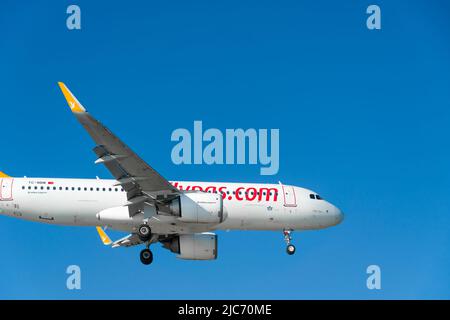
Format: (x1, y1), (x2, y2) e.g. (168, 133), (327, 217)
(0, 83), (344, 265)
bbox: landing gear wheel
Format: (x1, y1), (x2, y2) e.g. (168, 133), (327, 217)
(283, 229), (296, 255)
(286, 244), (296, 255)
(140, 249), (153, 265)
(138, 224), (151, 241)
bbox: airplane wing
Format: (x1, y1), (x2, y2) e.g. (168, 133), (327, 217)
(96, 227), (142, 248)
(58, 82), (179, 215)
(111, 233), (143, 248)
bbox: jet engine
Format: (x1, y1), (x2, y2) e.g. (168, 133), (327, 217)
(167, 192), (224, 224)
(162, 233), (218, 260)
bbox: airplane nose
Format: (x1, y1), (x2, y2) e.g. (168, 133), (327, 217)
(334, 207), (344, 224)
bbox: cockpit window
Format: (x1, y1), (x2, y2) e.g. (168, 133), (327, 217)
(309, 194), (315, 199)
(316, 194), (323, 200)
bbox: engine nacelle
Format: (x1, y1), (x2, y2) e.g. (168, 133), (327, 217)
(162, 233), (218, 260)
(169, 192), (224, 224)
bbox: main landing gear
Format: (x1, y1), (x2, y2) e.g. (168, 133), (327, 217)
(283, 229), (296, 255)
(138, 224), (151, 242)
(138, 224), (154, 265)
(140, 248), (153, 265)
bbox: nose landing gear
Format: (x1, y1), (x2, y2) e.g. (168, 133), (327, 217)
(283, 230), (296, 255)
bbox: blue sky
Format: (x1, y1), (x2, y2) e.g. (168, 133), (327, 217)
(0, 0), (449, 299)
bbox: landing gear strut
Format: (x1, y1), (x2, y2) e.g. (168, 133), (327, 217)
(283, 230), (296, 255)
(140, 248), (153, 265)
(137, 224), (151, 242)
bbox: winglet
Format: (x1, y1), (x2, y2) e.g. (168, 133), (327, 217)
(96, 226), (112, 245)
(58, 82), (87, 113)
(0, 171), (11, 178)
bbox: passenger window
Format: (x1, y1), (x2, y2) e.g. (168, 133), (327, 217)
(59, 187), (62, 190)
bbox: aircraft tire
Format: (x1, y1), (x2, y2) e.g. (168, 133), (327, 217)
(138, 224), (151, 241)
(140, 249), (153, 265)
(286, 244), (296, 255)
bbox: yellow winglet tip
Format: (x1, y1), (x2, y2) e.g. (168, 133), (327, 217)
(0, 171), (11, 178)
(96, 226), (112, 245)
(58, 82), (87, 113)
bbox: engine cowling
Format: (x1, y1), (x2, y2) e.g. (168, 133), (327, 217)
(169, 192), (224, 224)
(162, 233), (218, 260)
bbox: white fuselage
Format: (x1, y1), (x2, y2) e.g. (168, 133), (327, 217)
(0, 177), (343, 234)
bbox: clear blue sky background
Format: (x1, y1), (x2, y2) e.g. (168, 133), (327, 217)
(0, 0), (449, 299)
